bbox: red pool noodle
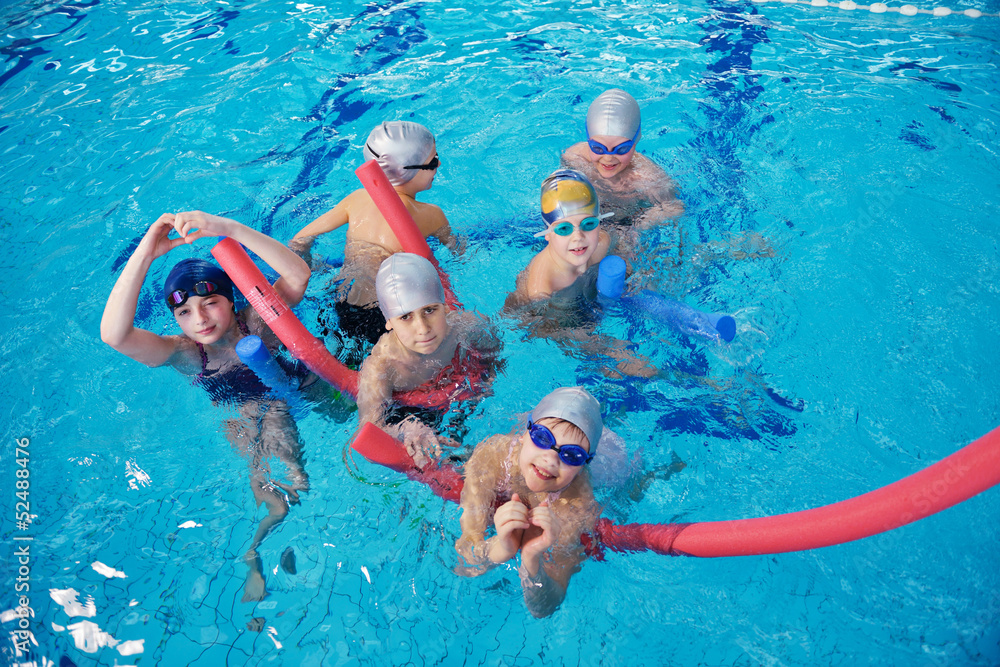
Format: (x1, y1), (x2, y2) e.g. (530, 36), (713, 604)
(355, 160), (461, 310)
(600, 423), (1000, 558)
(212, 237), (359, 397)
(351, 421), (1000, 558)
(211, 238), (467, 408)
(353, 422), (464, 503)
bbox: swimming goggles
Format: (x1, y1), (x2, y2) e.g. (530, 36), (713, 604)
(587, 126), (640, 156)
(166, 281), (220, 308)
(527, 419), (593, 466)
(365, 144), (440, 170)
(533, 212), (613, 238)
(404, 155), (440, 171)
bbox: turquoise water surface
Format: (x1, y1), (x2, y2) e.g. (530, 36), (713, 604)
(1, 0), (999, 664)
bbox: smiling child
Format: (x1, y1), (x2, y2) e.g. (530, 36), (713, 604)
(562, 88), (683, 235)
(505, 168), (611, 309)
(455, 386), (604, 618)
(101, 211), (312, 602)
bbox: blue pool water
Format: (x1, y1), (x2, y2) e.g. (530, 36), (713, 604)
(2, 0), (999, 664)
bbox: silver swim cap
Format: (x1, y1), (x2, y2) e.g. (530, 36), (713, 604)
(540, 168), (600, 226)
(363, 121), (436, 186)
(586, 89), (641, 141)
(376, 252), (446, 320)
(531, 387), (603, 455)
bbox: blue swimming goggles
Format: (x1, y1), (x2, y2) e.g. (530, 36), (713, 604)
(587, 126), (640, 156)
(166, 281), (220, 308)
(527, 419), (593, 466)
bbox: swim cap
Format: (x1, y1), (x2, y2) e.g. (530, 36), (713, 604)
(540, 168), (600, 226)
(376, 252), (446, 320)
(363, 121), (436, 186)
(531, 386), (603, 455)
(586, 88), (641, 141)
(163, 258), (234, 311)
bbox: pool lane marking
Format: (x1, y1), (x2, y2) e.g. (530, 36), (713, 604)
(734, 0), (998, 17)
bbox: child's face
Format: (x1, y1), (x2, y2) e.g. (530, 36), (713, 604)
(404, 141), (439, 193)
(518, 420), (589, 493)
(545, 213), (601, 269)
(387, 302), (449, 355)
(586, 134), (636, 179)
(173, 295), (235, 345)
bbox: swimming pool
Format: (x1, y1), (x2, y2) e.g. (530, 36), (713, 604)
(1, 0), (998, 663)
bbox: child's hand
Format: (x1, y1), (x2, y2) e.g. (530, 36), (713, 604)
(520, 501), (559, 563)
(173, 211), (236, 243)
(138, 214), (186, 260)
(491, 493), (530, 562)
(394, 417), (444, 469)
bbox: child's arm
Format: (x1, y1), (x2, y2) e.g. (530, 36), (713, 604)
(592, 229), (611, 265)
(289, 195), (353, 258)
(100, 214), (189, 367)
(455, 435), (508, 572)
(174, 211), (311, 307)
(518, 503), (591, 618)
(632, 157), (684, 228)
(355, 343), (395, 429)
(422, 206), (463, 254)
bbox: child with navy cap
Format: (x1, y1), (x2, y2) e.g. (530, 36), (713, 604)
(455, 386), (604, 618)
(101, 210), (312, 603)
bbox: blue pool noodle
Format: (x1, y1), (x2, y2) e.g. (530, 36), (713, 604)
(597, 256), (736, 343)
(235, 335), (308, 417)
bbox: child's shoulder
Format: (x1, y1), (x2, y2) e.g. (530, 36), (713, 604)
(340, 187), (375, 210)
(411, 200), (447, 228)
(163, 335), (206, 376)
(626, 153), (671, 186)
(469, 433), (512, 465)
(563, 142), (591, 160)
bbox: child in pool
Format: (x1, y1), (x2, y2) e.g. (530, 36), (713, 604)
(101, 211), (312, 603)
(356, 252), (502, 467)
(563, 89), (771, 271)
(506, 168), (610, 308)
(455, 386), (603, 618)
(291, 121), (459, 347)
(562, 88), (684, 232)
(505, 169), (656, 378)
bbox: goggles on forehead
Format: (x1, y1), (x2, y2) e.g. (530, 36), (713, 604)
(587, 126), (641, 156)
(527, 419), (593, 466)
(167, 281), (220, 308)
(534, 212), (613, 238)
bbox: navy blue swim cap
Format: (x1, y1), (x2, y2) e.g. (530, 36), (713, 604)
(163, 259), (235, 311)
